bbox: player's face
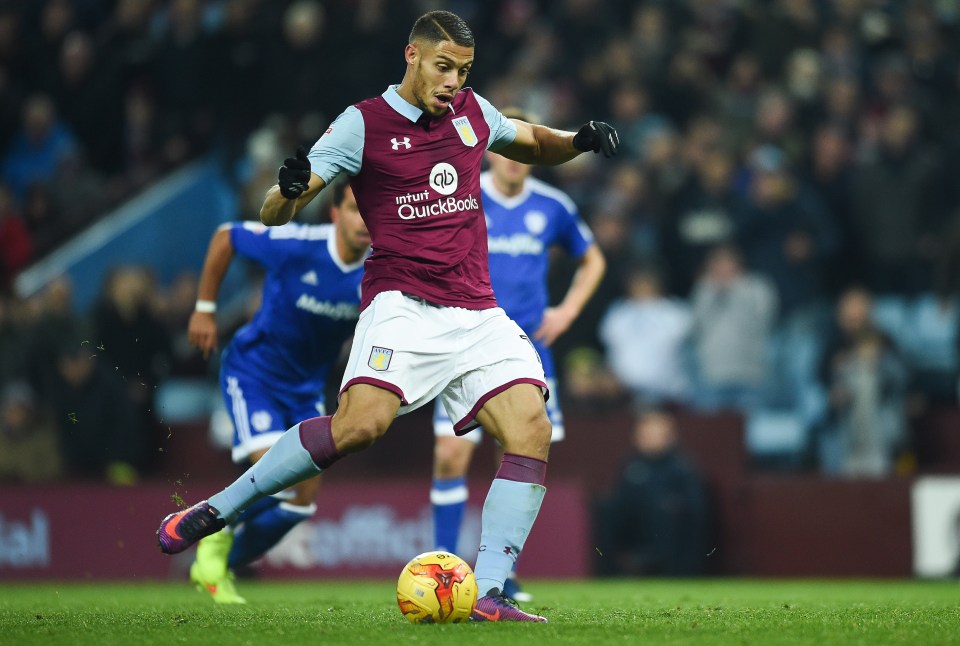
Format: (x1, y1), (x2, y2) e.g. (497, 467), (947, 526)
(406, 40), (473, 118)
(331, 186), (370, 254)
(487, 151), (531, 189)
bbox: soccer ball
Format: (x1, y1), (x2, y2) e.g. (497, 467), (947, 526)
(396, 550), (478, 624)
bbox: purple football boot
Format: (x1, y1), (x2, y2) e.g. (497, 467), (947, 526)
(157, 500), (225, 555)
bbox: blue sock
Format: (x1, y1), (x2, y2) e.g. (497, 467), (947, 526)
(431, 476), (468, 552)
(228, 501), (316, 569)
(231, 496), (280, 526)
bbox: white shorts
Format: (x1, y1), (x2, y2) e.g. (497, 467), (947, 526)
(340, 291), (547, 434)
(432, 376), (565, 444)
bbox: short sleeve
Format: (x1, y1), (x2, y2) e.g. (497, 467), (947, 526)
(556, 215), (594, 260)
(308, 106), (365, 184)
(474, 92), (517, 151)
(550, 191), (593, 259)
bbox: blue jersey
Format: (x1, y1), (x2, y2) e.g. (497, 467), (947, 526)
(225, 222), (365, 398)
(482, 172), (593, 334)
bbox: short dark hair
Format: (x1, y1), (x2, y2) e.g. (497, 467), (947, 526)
(409, 10), (474, 47)
(330, 176), (350, 207)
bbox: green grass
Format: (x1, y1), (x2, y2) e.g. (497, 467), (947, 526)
(1, 579), (958, 645)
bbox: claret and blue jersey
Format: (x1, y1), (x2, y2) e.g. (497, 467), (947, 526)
(307, 84), (517, 311)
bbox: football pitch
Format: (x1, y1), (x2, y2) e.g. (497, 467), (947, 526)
(1, 579), (958, 645)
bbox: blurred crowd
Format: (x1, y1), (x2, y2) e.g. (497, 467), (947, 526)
(2, 0), (960, 484)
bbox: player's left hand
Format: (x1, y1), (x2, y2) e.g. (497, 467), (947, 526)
(573, 121), (620, 158)
(533, 306), (575, 347)
(188, 311), (218, 359)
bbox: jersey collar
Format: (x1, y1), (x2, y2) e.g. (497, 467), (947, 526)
(327, 231), (367, 273)
(382, 84), (456, 122)
(479, 171), (531, 210)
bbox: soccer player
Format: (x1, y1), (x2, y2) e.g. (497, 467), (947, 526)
(184, 180), (369, 603)
(430, 111), (606, 602)
(157, 10), (619, 622)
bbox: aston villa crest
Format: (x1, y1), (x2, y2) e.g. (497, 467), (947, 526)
(452, 116), (478, 147)
(368, 346), (394, 371)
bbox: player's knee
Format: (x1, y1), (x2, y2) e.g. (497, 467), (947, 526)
(335, 418), (389, 452)
(434, 440), (470, 478)
(529, 411), (552, 447)
(504, 409), (551, 458)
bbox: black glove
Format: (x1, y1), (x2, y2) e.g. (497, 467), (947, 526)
(573, 121), (620, 158)
(278, 146), (311, 199)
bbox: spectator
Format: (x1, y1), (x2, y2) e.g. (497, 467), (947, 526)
(0, 380), (61, 483)
(805, 124), (856, 293)
(23, 275), (85, 392)
(122, 85), (164, 190)
(53, 31), (123, 174)
(849, 104), (946, 295)
(0, 293), (30, 387)
(1, 93), (78, 202)
(0, 12), (25, 157)
(749, 0), (822, 81)
(23, 0), (76, 95)
(150, 0), (218, 166)
(599, 266), (692, 406)
(43, 333), (141, 484)
(261, 1), (333, 126)
(817, 287), (909, 478)
(735, 144), (839, 317)
(653, 49), (715, 131)
(93, 265), (173, 388)
(20, 182), (63, 257)
(750, 88), (807, 166)
(92, 265), (173, 471)
(594, 409), (710, 577)
(819, 75), (861, 136)
(718, 52), (764, 150)
(608, 82), (670, 162)
(0, 182), (33, 289)
(664, 150), (743, 296)
(691, 245), (778, 411)
(96, 0), (157, 90)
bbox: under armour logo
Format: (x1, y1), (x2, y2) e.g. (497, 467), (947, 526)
(391, 137), (411, 150)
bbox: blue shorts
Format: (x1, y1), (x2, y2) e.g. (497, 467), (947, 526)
(220, 358), (326, 464)
(432, 339), (564, 443)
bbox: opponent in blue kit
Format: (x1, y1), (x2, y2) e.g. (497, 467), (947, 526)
(431, 114), (606, 601)
(158, 10), (618, 622)
(184, 180), (369, 602)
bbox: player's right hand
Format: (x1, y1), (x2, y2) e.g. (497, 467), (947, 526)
(188, 311), (218, 360)
(278, 146), (311, 199)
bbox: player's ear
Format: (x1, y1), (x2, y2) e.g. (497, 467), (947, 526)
(404, 43), (418, 65)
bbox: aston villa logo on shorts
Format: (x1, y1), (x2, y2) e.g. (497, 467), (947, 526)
(368, 346), (393, 371)
(452, 116), (478, 147)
